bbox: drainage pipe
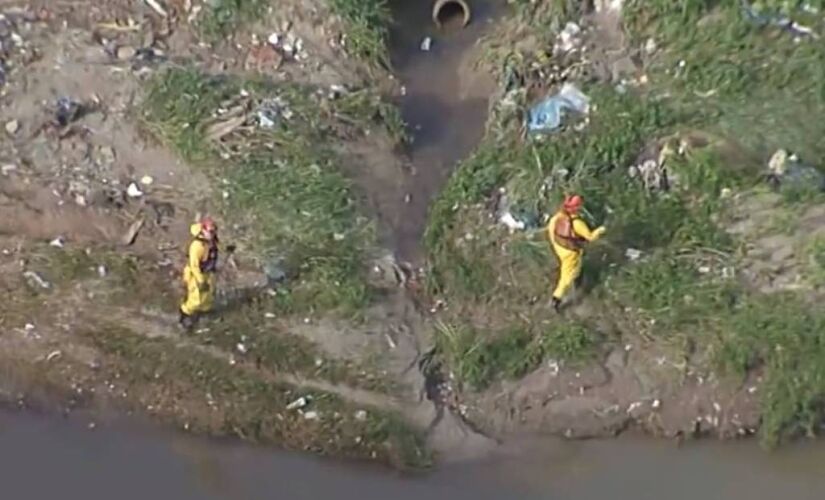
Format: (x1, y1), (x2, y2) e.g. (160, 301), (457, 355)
(432, 0), (472, 28)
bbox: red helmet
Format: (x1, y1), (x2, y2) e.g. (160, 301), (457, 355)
(563, 194), (583, 212)
(200, 216), (217, 232)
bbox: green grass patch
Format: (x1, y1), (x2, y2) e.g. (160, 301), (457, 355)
(198, 0), (271, 39)
(328, 0), (392, 68)
(142, 67), (382, 315)
(434, 319), (598, 390)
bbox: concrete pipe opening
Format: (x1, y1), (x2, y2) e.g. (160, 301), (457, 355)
(433, 0), (471, 29)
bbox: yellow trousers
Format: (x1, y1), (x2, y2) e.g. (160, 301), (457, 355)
(180, 266), (216, 316)
(551, 243), (582, 300)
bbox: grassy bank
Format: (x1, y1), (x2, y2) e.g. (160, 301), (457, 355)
(142, 67), (384, 316)
(426, 0), (825, 445)
(82, 324), (429, 468)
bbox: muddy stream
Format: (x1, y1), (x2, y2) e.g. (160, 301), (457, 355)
(388, 0), (499, 261)
(4, 409), (825, 499)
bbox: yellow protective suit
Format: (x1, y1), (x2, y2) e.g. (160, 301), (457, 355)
(180, 223), (218, 317)
(547, 211), (605, 300)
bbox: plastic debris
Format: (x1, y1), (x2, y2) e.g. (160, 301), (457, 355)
(525, 83), (590, 134)
(5, 119), (19, 135)
(23, 271), (51, 289)
(354, 410), (368, 421)
(236, 342), (248, 354)
(766, 149), (825, 192)
(140, 175), (154, 186)
(126, 182), (144, 198)
(625, 248), (642, 261)
(420, 37), (432, 51)
(256, 97), (292, 129)
(46, 350), (62, 362)
(554, 22), (582, 54)
(1, 164), (17, 175)
(741, 1), (819, 38)
(49, 237), (65, 248)
(303, 411), (319, 420)
(499, 211), (526, 232)
(286, 396), (308, 410)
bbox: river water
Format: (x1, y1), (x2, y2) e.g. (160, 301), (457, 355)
(3, 410), (825, 500)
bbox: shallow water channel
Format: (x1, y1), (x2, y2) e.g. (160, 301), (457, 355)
(4, 410), (825, 500)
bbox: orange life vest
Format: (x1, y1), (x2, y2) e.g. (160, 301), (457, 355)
(553, 213), (586, 251)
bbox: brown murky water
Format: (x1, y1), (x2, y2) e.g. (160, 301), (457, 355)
(388, 0), (502, 261)
(4, 410), (825, 500)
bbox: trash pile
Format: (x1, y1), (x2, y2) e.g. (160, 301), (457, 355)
(525, 83), (590, 134)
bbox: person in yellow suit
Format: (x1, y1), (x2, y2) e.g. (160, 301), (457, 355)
(179, 217), (219, 330)
(547, 194), (606, 312)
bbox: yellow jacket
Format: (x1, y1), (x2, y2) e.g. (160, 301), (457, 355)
(185, 223), (218, 284)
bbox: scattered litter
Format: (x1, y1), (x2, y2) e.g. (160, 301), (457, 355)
(5, 119), (19, 135)
(404, 193), (412, 204)
(499, 212), (526, 232)
(264, 312), (276, 319)
(46, 350), (62, 362)
(698, 266), (711, 274)
(333, 233), (345, 241)
(126, 182), (144, 198)
(256, 97), (292, 129)
(742, 1), (819, 38)
(652, 399), (661, 409)
(626, 401), (642, 414)
(328, 84), (347, 99)
(286, 396), (308, 410)
(97, 265), (107, 278)
(121, 217), (145, 246)
(236, 342), (248, 354)
(268, 32), (281, 46)
(1, 164), (17, 175)
(420, 37), (432, 51)
(23, 271), (51, 289)
(525, 84), (590, 134)
(314, 358), (323, 367)
(625, 248), (642, 261)
(303, 411), (319, 420)
(140, 175), (154, 186)
(49, 237), (65, 248)
(354, 410), (368, 421)
(554, 22), (582, 54)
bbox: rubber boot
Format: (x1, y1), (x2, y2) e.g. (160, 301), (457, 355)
(179, 309), (195, 331)
(551, 297), (562, 313)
